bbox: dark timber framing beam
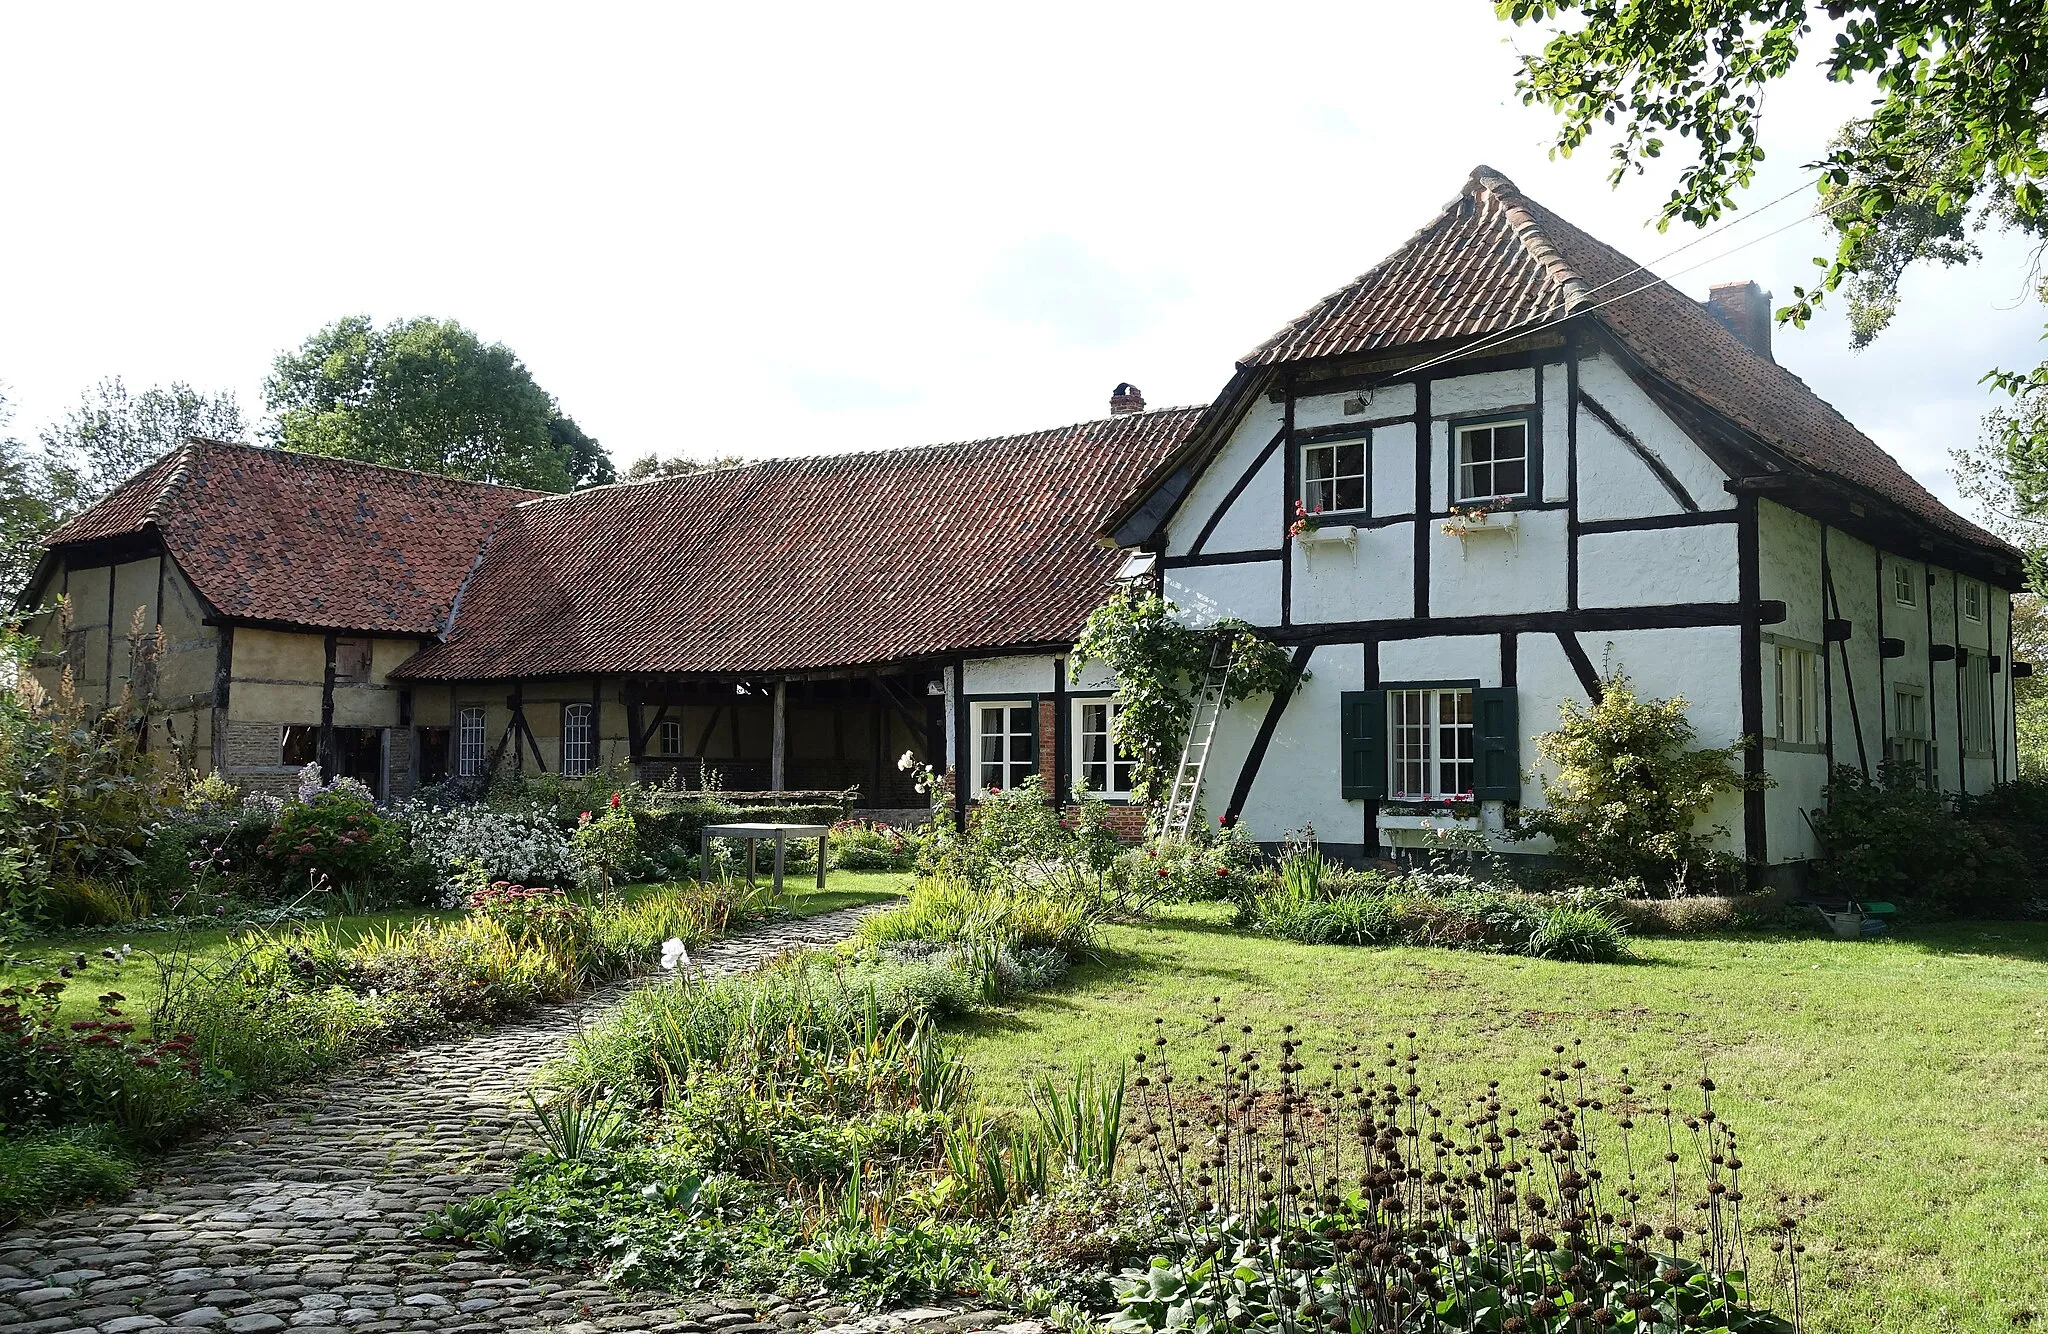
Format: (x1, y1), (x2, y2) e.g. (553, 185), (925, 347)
(1577, 390), (1700, 512)
(1223, 645), (1316, 826)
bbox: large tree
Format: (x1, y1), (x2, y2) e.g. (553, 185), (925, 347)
(1498, 1), (2048, 544)
(264, 316), (610, 491)
(37, 376), (244, 514)
(1, 378), (243, 603)
(0, 387), (54, 602)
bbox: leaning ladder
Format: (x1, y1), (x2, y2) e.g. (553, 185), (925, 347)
(1161, 634), (1235, 840)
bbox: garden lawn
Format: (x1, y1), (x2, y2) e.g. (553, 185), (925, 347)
(953, 903), (2048, 1334)
(1, 870), (912, 1031)
(0, 906), (459, 1029)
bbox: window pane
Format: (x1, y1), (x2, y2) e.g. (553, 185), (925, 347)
(1335, 476), (1365, 510)
(1493, 459), (1526, 495)
(1494, 423), (1526, 456)
(1334, 442), (1364, 477)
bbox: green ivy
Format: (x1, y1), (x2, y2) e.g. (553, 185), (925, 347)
(1069, 590), (1299, 806)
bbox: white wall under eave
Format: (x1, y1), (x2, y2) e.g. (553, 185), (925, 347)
(1575, 353), (1734, 519)
(1164, 560), (1284, 628)
(1289, 525), (1414, 624)
(1427, 508), (1569, 617)
(1759, 502), (1825, 645)
(1373, 423), (1417, 517)
(963, 654), (1063, 697)
(1578, 524), (1739, 608)
(1431, 367), (1535, 418)
(1294, 383), (1417, 431)
(1166, 400), (1284, 557)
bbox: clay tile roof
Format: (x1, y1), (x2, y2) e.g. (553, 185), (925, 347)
(394, 408), (1200, 681)
(42, 440), (544, 634)
(1242, 165), (2014, 560)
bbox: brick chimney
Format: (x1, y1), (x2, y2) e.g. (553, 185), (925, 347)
(1702, 281), (1773, 362)
(1109, 382), (1146, 416)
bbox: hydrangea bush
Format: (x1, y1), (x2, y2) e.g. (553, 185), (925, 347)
(395, 801), (583, 902)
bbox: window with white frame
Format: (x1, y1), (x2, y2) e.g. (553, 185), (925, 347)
(657, 718), (684, 756)
(1964, 581), (1984, 623)
(562, 703), (594, 777)
(1388, 687), (1474, 801)
(1301, 439), (1366, 513)
(1773, 645), (1820, 745)
(1893, 563), (1917, 608)
(1962, 654), (1995, 754)
(1074, 699), (1136, 798)
(457, 707), (486, 777)
(1453, 420), (1529, 503)
(1890, 685), (1928, 773)
(975, 702), (1036, 793)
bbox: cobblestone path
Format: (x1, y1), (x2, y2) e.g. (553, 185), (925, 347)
(0, 906), (1033, 1334)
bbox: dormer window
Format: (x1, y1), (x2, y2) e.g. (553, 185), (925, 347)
(1964, 582), (1983, 623)
(1454, 420), (1530, 503)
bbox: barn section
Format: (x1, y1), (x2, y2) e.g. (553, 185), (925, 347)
(391, 409), (1195, 816)
(19, 440), (537, 798)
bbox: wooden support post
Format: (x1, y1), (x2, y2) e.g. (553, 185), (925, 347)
(771, 679), (788, 791)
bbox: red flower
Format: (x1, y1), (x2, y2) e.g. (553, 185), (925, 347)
(1216, 867), (1229, 877)
(610, 792), (622, 809)
(1218, 814), (1233, 827)
(1157, 868), (1169, 878)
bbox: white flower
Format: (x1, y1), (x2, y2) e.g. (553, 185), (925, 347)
(897, 751), (916, 772)
(659, 938), (689, 972)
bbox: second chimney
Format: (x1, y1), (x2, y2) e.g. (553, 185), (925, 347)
(1109, 382), (1146, 416)
(1702, 281), (1773, 362)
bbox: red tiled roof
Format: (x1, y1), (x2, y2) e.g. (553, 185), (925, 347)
(395, 409), (1198, 680)
(1240, 166), (2014, 559)
(42, 440), (543, 634)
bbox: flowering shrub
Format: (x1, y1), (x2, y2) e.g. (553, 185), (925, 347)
(572, 796), (640, 895)
(396, 800), (583, 900)
(466, 880), (593, 957)
(830, 819), (922, 872)
(253, 785), (408, 898)
(0, 970), (212, 1147)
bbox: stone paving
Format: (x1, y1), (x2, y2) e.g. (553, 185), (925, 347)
(0, 908), (1045, 1334)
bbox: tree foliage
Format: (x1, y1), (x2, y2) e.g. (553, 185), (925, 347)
(37, 377), (244, 512)
(264, 315), (608, 491)
(1513, 668), (1755, 892)
(1500, 0), (2048, 550)
(623, 453), (747, 482)
(1069, 589), (1300, 806)
(0, 378), (243, 602)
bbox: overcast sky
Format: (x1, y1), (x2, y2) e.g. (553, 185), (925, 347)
(1, 3), (2040, 516)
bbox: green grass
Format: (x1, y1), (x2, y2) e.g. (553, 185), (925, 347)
(0, 907), (458, 1027)
(0, 869), (911, 1030)
(951, 903), (2048, 1334)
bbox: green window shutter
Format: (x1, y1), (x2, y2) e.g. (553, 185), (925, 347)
(1473, 686), (1520, 801)
(1340, 690), (1387, 800)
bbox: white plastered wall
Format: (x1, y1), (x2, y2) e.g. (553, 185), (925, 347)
(1574, 353), (1734, 520)
(1165, 400), (1284, 557)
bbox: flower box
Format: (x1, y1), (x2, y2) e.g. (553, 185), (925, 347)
(1296, 524), (1358, 548)
(1441, 509), (1519, 538)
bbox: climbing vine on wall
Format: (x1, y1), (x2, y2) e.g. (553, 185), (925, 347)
(1069, 589), (1300, 805)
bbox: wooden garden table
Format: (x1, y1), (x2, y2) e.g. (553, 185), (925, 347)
(700, 822), (831, 896)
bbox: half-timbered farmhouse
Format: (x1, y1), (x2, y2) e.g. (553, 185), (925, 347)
(20, 165), (2025, 885)
(1103, 167), (2026, 885)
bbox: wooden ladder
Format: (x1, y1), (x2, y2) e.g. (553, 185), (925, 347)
(1161, 634), (1234, 840)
